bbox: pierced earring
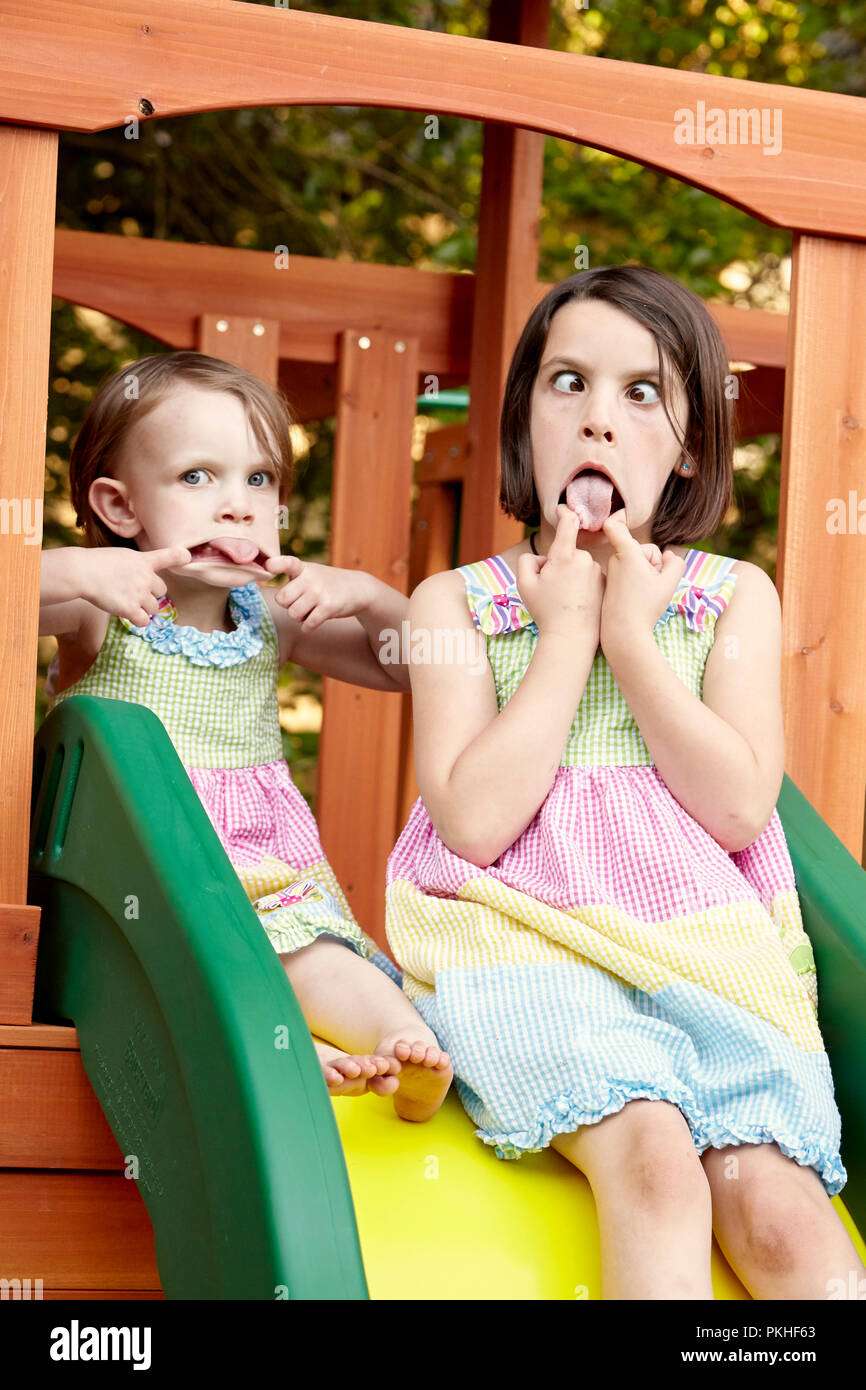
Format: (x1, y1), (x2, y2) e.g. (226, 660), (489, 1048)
(681, 462), (690, 473)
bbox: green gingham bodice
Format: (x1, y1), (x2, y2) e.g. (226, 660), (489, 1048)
(52, 583), (283, 769)
(459, 548), (740, 768)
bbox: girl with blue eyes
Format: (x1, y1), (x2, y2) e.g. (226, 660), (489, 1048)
(40, 351), (453, 1120)
(386, 267), (862, 1299)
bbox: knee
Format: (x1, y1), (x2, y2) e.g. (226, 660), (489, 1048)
(614, 1103), (707, 1206)
(742, 1199), (817, 1275)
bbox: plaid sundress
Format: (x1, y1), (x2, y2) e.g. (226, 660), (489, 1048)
(385, 548), (847, 1195)
(52, 581), (399, 980)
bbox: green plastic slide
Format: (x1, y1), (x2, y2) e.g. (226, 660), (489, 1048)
(28, 695), (866, 1297)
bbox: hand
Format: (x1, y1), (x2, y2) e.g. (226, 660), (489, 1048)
(77, 545), (192, 627)
(599, 509), (685, 653)
(515, 503), (605, 646)
(264, 554), (372, 632)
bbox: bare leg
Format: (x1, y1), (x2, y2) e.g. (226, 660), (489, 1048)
(281, 937), (453, 1120)
(701, 1142), (866, 1300)
(550, 1099), (715, 1299)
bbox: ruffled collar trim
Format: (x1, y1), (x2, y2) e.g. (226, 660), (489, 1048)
(119, 582), (265, 667)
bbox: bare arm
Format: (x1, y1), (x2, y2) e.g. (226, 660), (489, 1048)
(39, 548), (91, 636)
(602, 562), (783, 852)
(411, 571), (598, 867)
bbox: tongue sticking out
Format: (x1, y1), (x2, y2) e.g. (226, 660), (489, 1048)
(565, 471), (615, 531)
(190, 537), (262, 565)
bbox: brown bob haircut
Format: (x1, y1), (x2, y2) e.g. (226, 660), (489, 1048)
(69, 350), (297, 549)
(499, 265), (735, 547)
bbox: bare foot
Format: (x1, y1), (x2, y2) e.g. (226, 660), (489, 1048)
(314, 1040), (401, 1097)
(374, 1030), (453, 1122)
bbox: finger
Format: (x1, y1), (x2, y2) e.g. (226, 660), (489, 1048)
(125, 604), (154, 627)
(515, 551), (544, 582)
(148, 546), (192, 570)
(285, 596), (318, 625)
(548, 503), (580, 558)
(265, 554), (301, 576)
(274, 578), (305, 607)
(600, 508), (635, 549)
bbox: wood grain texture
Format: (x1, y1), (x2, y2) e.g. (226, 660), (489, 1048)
(777, 234), (866, 858)
(0, 126), (57, 907)
(0, 1045), (124, 1168)
(197, 313), (280, 387)
(0, 1172), (160, 1289)
(1, 1), (864, 237)
(0, 904), (41, 1024)
(316, 331), (416, 948)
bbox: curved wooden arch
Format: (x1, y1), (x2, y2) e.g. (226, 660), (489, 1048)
(1, 0), (865, 239)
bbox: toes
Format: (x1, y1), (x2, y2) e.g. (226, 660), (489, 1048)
(367, 1073), (400, 1097)
(390, 1041), (452, 1067)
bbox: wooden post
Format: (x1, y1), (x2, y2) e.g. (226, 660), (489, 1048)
(317, 330), (417, 948)
(0, 125), (57, 1020)
(197, 313), (280, 386)
(459, 0), (550, 564)
(777, 234), (866, 861)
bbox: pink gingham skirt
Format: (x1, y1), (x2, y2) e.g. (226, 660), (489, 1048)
(187, 757), (374, 959)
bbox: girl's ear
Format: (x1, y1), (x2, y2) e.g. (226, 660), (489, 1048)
(88, 476), (142, 541)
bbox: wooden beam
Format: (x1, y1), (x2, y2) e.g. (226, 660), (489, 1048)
(316, 331), (416, 949)
(0, 1045), (124, 1168)
(777, 234), (866, 859)
(51, 229), (791, 384)
(53, 230), (472, 372)
(0, 1172), (160, 1288)
(2, 2), (865, 238)
(0, 125), (57, 909)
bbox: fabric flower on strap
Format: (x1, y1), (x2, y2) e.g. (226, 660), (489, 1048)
(655, 574), (738, 636)
(465, 575), (537, 637)
(119, 581), (265, 667)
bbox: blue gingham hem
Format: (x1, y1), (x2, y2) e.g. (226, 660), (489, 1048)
(471, 1078), (848, 1198)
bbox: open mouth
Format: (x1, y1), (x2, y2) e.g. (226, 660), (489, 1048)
(186, 538), (270, 573)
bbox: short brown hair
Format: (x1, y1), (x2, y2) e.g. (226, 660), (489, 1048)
(69, 351), (297, 549)
(499, 266), (734, 546)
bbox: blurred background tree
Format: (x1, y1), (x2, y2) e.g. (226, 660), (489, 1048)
(40, 0), (865, 804)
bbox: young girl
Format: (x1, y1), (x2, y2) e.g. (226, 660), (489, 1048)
(39, 350), (452, 1122)
(386, 266), (866, 1299)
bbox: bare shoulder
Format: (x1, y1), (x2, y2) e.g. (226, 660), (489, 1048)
(718, 558), (781, 626)
(410, 568), (475, 624)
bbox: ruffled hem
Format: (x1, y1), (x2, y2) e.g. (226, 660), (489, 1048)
(260, 918), (371, 958)
(119, 581), (264, 666)
(472, 1079), (847, 1198)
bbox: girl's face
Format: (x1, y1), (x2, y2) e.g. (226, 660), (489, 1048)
(89, 383), (283, 587)
(528, 297), (690, 553)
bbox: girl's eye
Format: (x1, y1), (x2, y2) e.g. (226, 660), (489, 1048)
(628, 381), (660, 404)
(552, 370), (583, 394)
(181, 469), (208, 485)
(248, 471), (276, 487)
